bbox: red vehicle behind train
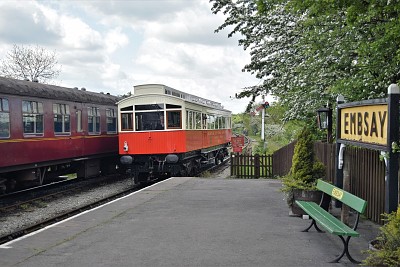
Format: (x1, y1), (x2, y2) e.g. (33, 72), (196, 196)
(118, 84), (232, 183)
(0, 77), (120, 193)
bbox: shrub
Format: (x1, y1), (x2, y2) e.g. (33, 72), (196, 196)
(363, 206), (400, 266)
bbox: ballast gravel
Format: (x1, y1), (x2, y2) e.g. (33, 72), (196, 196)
(0, 177), (135, 238)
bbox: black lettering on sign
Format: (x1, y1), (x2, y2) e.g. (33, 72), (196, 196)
(364, 112), (369, 136)
(370, 112), (378, 137)
(344, 113), (349, 134)
(357, 112), (362, 135)
(379, 111), (387, 138)
(350, 113), (356, 135)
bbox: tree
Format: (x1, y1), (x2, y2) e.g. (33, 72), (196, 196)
(0, 44), (61, 83)
(210, 0), (400, 122)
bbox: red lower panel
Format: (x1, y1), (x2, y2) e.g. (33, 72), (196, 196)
(119, 129), (232, 155)
(0, 135), (118, 169)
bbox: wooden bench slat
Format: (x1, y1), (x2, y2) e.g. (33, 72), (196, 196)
(296, 200), (359, 237)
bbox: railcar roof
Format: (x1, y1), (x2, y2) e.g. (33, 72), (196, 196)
(119, 84), (231, 112)
(0, 76), (120, 105)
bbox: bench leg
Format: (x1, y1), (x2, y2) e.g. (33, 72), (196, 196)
(301, 219), (324, 233)
(330, 236), (360, 264)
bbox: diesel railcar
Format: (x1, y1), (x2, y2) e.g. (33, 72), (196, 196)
(0, 76), (120, 193)
(118, 84), (232, 183)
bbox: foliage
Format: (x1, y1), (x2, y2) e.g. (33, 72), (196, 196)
(281, 127), (325, 192)
(0, 44), (61, 83)
(210, 0), (400, 123)
(363, 206), (400, 267)
(232, 102), (305, 154)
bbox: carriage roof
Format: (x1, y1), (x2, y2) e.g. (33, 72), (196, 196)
(0, 76), (120, 105)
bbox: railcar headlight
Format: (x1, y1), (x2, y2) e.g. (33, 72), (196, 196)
(123, 141), (129, 152)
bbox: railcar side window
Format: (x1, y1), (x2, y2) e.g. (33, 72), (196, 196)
(0, 98), (10, 138)
(22, 100), (43, 135)
(195, 112), (202, 129)
(53, 103), (70, 134)
(208, 114), (216, 129)
(106, 108), (117, 133)
(88, 107), (100, 134)
(186, 111), (193, 129)
(167, 111), (181, 129)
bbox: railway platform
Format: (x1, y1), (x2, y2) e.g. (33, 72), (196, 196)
(0, 177), (379, 267)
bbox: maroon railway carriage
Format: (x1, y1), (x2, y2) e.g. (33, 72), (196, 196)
(118, 84), (232, 184)
(0, 77), (120, 193)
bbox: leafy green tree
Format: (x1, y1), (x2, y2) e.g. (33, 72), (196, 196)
(211, 0), (400, 122)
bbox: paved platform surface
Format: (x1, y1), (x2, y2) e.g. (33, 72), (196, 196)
(0, 177), (379, 267)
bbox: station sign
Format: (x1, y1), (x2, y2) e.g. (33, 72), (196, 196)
(339, 103), (388, 146)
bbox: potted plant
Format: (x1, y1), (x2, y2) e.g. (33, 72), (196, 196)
(362, 206), (400, 266)
(281, 127), (327, 216)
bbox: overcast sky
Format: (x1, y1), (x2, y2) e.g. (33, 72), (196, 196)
(0, 0), (265, 114)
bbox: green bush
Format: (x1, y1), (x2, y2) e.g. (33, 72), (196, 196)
(363, 206), (400, 266)
(282, 127), (325, 192)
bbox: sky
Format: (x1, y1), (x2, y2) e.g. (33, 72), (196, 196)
(0, 0), (269, 114)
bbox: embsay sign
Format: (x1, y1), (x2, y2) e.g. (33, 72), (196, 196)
(340, 104), (388, 146)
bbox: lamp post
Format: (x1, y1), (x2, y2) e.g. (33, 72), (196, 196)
(316, 105), (333, 143)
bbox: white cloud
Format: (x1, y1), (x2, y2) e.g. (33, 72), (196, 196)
(0, 0), (261, 113)
(105, 28), (129, 53)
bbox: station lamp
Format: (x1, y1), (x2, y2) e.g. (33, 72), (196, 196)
(316, 105), (333, 143)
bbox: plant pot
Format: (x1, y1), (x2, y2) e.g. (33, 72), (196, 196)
(290, 189), (331, 216)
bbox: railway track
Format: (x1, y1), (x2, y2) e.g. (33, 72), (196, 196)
(0, 161), (229, 245)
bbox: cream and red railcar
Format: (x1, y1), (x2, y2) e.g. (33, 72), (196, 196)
(0, 76), (120, 193)
(118, 84), (232, 183)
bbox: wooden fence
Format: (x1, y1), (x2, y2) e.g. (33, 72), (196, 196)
(231, 140), (388, 223)
(230, 153), (273, 178)
(271, 141), (387, 224)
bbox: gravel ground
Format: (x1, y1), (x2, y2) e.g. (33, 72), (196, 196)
(0, 165), (232, 239)
(0, 177), (135, 238)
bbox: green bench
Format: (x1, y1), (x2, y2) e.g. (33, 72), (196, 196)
(295, 179), (367, 264)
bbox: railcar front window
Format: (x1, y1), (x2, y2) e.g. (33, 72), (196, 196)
(135, 111), (164, 131)
(22, 100), (43, 136)
(167, 111), (181, 129)
(106, 108), (117, 133)
(0, 98), (10, 138)
(88, 107), (100, 134)
(53, 103), (70, 134)
(121, 113), (133, 131)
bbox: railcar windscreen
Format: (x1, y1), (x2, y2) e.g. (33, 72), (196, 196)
(135, 111), (164, 131)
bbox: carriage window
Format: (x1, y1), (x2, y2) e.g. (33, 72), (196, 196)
(22, 100), (43, 135)
(121, 113), (133, 131)
(135, 111), (164, 131)
(53, 103), (70, 134)
(106, 108), (117, 133)
(76, 110), (82, 132)
(0, 98), (10, 138)
(88, 107), (100, 134)
(167, 111), (181, 129)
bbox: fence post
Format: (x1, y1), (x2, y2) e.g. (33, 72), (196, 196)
(254, 154), (260, 178)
